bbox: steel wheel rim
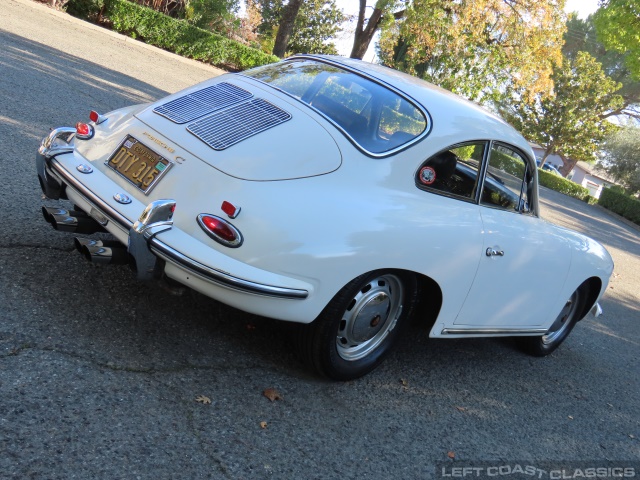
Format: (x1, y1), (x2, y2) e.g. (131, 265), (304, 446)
(542, 290), (580, 345)
(336, 274), (404, 361)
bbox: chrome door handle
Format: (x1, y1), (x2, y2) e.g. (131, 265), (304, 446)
(486, 247), (504, 257)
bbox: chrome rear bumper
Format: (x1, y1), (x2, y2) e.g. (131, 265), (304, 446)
(36, 134), (308, 300)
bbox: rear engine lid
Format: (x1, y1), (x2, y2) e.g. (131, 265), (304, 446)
(134, 78), (342, 181)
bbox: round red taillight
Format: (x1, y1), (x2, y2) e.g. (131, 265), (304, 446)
(197, 214), (243, 248)
(75, 122), (94, 139)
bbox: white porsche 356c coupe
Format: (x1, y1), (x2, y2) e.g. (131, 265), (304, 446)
(37, 55), (613, 380)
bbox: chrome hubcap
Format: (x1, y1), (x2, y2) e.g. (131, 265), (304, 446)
(336, 274), (404, 361)
(542, 290), (579, 345)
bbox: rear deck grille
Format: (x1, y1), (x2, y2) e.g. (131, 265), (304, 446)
(153, 83), (253, 124)
(187, 99), (291, 151)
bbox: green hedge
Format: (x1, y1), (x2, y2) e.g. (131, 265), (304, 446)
(598, 188), (640, 225)
(538, 169), (590, 201)
(67, 0), (278, 71)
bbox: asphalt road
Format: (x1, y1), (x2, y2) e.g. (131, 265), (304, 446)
(1, 1), (639, 478)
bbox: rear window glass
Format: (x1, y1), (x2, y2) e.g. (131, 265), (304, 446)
(245, 59), (428, 154)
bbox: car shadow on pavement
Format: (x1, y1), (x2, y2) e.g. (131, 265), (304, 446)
(0, 31), (171, 140)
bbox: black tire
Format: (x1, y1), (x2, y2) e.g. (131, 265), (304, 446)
(298, 270), (418, 381)
(519, 286), (587, 356)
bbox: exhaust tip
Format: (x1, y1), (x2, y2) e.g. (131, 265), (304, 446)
(74, 237), (104, 253)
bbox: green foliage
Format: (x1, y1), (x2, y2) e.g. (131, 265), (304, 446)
(499, 52), (623, 165)
(65, 0), (105, 20)
(563, 13), (640, 122)
(593, 0), (640, 81)
(101, 0), (277, 70)
(584, 195), (598, 205)
(183, 0), (239, 31)
(538, 169), (591, 201)
(600, 126), (640, 194)
(598, 187), (640, 225)
(257, 0), (345, 55)
(379, 0), (566, 103)
(288, 0), (344, 55)
(490, 150), (525, 178)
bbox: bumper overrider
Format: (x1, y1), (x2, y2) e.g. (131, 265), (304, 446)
(36, 128), (308, 300)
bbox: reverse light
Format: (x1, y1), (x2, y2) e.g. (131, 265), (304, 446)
(75, 122), (94, 140)
(197, 214), (243, 248)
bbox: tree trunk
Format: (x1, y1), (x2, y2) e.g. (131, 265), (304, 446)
(350, 1), (385, 59)
(273, 0), (303, 58)
(350, 2), (406, 59)
(539, 147), (553, 168)
(559, 155), (578, 177)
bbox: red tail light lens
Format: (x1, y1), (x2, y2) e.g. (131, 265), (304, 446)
(75, 122), (94, 139)
(197, 214), (243, 248)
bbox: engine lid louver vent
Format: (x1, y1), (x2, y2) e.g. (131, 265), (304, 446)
(153, 82), (253, 124)
(187, 98), (291, 151)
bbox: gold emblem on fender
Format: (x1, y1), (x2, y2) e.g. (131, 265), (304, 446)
(142, 132), (175, 154)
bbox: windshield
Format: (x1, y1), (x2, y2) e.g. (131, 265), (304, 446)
(245, 59), (428, 155)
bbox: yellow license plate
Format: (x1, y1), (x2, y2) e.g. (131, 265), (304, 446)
(106, 135), (172, 194)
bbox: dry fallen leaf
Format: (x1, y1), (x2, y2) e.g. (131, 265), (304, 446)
(260, 421), (268, 429)
(447, 451), (456, 459)
(195, 395), (212, 405)
(400, 379), (409, 387)
(263, 388), (283, 402)
(568, 415), (574, 420)
(455, 406), (467, 412)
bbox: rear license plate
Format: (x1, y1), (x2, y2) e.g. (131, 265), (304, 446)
(106, 135), (172, 194)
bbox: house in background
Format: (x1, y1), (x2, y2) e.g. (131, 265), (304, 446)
(567, 161), (616, 199)
(529, 143), (565, 170)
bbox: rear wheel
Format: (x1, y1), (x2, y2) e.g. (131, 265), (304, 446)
(519, 286), (586, 356)
(298, 271), (417, 380)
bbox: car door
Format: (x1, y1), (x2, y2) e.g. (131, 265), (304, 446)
(413, 142), (487, 325)
(453, 143), (571, 329)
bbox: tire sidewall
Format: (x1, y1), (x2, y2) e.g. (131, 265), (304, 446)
(313, 270), (417, 380)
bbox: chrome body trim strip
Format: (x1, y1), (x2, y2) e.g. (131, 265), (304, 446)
(149, 241), (309, 299)
(441, 328), (548, 335)
(44, 156), (308, 300)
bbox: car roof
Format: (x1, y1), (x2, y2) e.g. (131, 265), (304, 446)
(295, 55), (534, 160)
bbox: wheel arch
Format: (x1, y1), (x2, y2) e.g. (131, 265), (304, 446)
(578, 276), (603, 321)
(412, 271), (444, 330)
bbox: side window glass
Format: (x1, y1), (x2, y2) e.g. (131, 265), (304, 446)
(481, 144), (530, 213)
(416, 143), (485, 201)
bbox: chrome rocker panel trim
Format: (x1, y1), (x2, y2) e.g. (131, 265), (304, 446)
(44, 154), (309, 300)
(441, 328), (548, 335)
